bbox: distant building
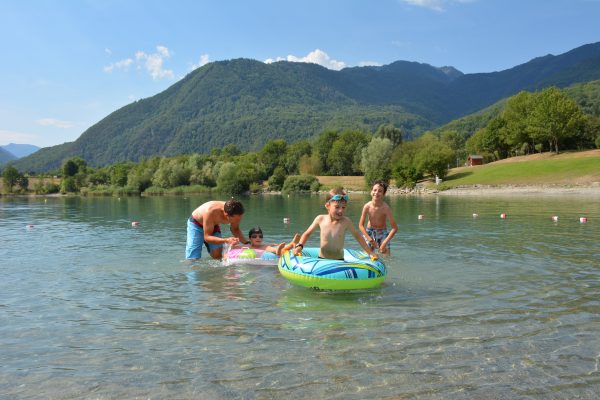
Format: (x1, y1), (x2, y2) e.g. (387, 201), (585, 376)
(467, 155), (484, 166)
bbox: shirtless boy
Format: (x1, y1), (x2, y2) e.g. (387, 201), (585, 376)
(185, 199), (249, 260)
(359, 180), (398, 255)
(293, 188), (378, 260)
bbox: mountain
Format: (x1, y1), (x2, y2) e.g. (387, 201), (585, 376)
(0, 147), (17, 165)
(2, 143), (40, 158)
(13, 42), (600, 173)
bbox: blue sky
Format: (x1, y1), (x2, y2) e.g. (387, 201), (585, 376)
(1, 0), (599, 148)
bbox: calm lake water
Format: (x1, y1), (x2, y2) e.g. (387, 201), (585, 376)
(1, 193), (599, 399)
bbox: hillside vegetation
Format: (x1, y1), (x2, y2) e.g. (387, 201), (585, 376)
(11, 41), (600, 173)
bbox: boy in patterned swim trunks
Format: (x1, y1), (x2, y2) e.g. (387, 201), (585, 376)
(359, 180), (398, 256)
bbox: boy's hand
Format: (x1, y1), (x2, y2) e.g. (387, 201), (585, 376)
(293, 243), (304, 256)
(225, 237), (240, 245)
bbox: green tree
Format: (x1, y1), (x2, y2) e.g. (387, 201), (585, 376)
(375, 124), (403, 148)
(528, 87), (586, 153)
(327, 130), (370, 175)
(284, 140), (312, 175)
(415, 139), (455, 179)
(2, 165), (20, 192)
(267, 166), (287, 191)
(314, 130), (339, 174)
(216, 162), (250, 194)
(391, 141), (423, 188)
(361, 137), (393, 186)
(16, 175), (29, 191)
(502, 91), (535, 154)
(61, 157), (87, 177)
(259, 139), (287, 177)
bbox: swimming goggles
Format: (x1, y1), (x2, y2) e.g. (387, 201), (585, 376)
(329, 194), (349, 202)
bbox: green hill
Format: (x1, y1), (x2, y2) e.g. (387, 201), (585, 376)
(13, 42), (600, 173)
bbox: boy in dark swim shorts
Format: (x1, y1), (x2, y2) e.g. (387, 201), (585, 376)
(359, 180), (398, 256)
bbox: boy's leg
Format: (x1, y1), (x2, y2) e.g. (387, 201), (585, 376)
(207, 230), (224, 259)
(276, 233), (301, 256)
(185, 218), (204, 260)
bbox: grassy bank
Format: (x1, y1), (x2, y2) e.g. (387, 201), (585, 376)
(440, 149), (600, 188)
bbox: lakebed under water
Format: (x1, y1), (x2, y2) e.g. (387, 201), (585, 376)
(1, 194), (599, 399)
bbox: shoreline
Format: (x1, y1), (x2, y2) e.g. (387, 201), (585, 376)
(3, 183), (600, 198)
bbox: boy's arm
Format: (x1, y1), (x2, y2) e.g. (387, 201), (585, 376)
(230, 222), (248, 244)
(347, 219), (378, 259)
(204, 218), (239, 246)
(379, 206), (398, 250)
(358, 204), (377, 249)
(295, 216), (320, 254)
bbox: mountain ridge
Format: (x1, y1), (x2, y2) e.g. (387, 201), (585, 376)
(12, 41), (600, 173)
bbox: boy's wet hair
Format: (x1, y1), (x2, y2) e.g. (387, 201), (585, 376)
(248, 226), (263, 237)
(373, 180), (388, 194)
(224, 199), (244, 216)
(326, 187), (348, 203)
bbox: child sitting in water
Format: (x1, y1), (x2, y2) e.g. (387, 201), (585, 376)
(225, 227), (299, 260)
(293, 188), (378, 260)
(359, 180), (398, 255)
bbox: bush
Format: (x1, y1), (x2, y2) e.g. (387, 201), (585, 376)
(267, 166), (287, 191)
(282, 175), (320, 193)
(595, 136), (600, 149)
(216, 162), (250, 195)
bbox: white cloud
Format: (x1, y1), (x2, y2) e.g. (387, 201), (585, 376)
(104, 45), (174, 80)
(135, 45), (174, 80)
(265, 49), (346, 70)
(103, 58), (134, 73)
(191, 54), (211, 70)
(36, 118), (75, 129)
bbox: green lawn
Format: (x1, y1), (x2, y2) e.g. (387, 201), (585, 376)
(442, 151), (600, 187)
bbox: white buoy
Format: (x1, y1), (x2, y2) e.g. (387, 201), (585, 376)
(131, 221), (140, 227)
(26, 224), (34, 229)
(283, 217), (290, 224)
(580, 217), (588, 223)
(418, 214), (424, 220)
(472, 213), (479, 218)
(500, 213), (507, 219)
(551, 215), (559, 222)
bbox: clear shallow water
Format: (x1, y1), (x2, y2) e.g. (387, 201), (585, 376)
(1, 194), (599, 399)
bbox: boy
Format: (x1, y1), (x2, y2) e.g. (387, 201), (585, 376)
(359, 180), (398, 255)
(225, 227), (300, 259)
(186, 199), (249, 260)
(293, 188), (378, 260)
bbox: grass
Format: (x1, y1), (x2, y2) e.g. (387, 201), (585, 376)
(441, 150), (600, 188)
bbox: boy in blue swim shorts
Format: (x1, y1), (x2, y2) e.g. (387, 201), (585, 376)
(359, 180), (398, 256)
(185, 199), (249, 260)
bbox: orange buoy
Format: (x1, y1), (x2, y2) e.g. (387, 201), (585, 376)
(500, 213), (507, 219)
(580, 217), (588, 223)
(131, 221), (140, 227)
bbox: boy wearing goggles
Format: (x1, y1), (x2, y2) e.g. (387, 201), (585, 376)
(294, 188), (378, 261)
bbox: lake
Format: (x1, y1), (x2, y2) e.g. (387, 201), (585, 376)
(1, 193), (599, 399)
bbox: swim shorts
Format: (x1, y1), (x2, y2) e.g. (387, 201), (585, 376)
(185, 217), (223, 259)
(365, 227), (390, 250)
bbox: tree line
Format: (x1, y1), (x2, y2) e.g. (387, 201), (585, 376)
(3, 86), (599, 196)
